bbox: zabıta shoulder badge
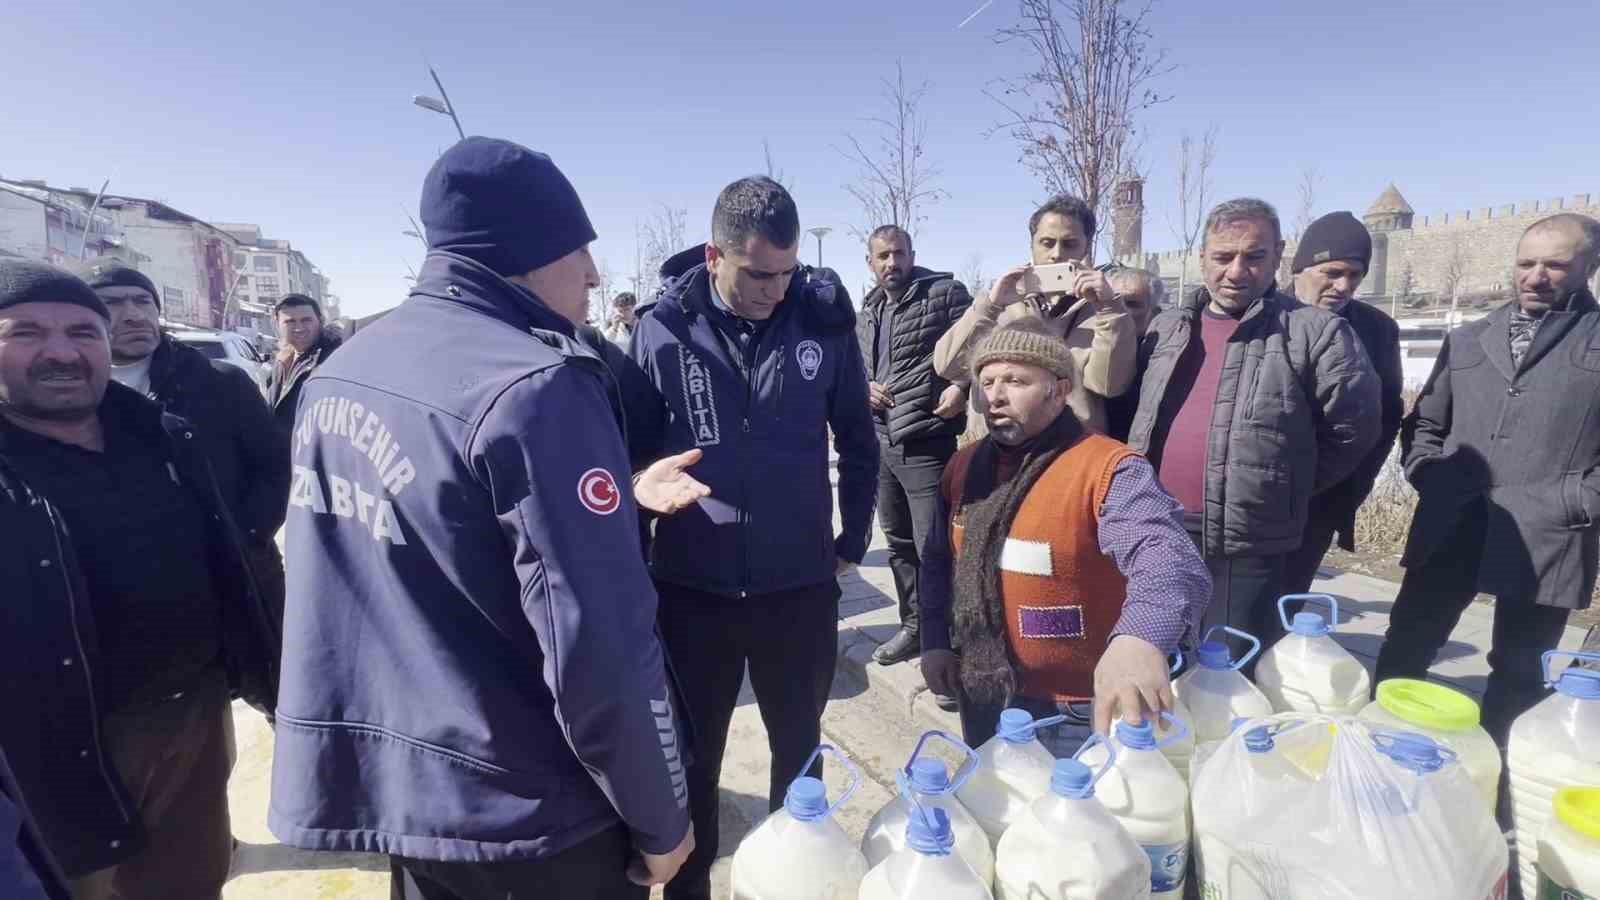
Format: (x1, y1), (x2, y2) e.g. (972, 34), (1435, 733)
(796, 339), (823, 381)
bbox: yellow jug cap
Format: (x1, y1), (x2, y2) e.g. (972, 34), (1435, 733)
(1556, 788), (1600, 841)
(1375, 678), (1479, 732)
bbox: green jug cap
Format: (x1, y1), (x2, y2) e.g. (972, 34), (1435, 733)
(1375, 678), (1480, 732)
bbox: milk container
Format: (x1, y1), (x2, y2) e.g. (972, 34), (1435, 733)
(730, 745), (869, 900)
(861, 731), (993, 885)
(1255, 594), (1371, 715)
(956, 709), (1064, 847)
(1510, 651), (1600, 900)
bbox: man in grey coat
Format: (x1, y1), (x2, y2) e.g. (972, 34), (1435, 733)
(1377, 213), (1600, 746)
(1126, 198), (1381, 654)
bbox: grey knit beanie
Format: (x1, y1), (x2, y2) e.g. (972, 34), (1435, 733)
(971, 319), (1074, 381)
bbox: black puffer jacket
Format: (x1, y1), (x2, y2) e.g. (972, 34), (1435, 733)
(856, 268), (973, 445)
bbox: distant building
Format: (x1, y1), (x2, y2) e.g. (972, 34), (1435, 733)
(1111, 178), (1144, 265)
(0, 177), (333, 333)
(1147, 184), (1600, 313)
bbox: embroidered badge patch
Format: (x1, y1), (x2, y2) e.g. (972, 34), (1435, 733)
(796, 339), (823, 381)
(577, 468), (621, 516)
(1018, 605), (1085, 640)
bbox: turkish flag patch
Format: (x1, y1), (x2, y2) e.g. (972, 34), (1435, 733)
(577, 468), (621, 516)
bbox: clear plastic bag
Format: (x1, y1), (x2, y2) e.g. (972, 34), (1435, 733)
(1190, 714), (1508, 900)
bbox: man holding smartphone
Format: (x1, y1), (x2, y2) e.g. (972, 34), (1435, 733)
(933, 194), (1137, 439)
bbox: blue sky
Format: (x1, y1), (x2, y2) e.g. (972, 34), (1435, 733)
(3, 0), (1597, 317)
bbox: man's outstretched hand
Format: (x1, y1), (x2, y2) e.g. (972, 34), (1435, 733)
(634, 449), (711, 515)
(1092, 635), (1175, 736)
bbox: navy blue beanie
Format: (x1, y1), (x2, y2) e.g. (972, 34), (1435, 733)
(420, 136), (597, 277)
(0, 258), (110, 319)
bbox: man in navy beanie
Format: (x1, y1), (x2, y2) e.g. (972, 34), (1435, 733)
(269, 136), (704, 899)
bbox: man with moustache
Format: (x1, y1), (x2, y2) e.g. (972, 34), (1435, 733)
(1378, 213), (1600, 747)
(0, 259), (277, 899)
(1280, 213), (1404, 595)
(69, 258), (289, 617)
(855, 225), (973, 667)
(1124, 198), (1380, 652)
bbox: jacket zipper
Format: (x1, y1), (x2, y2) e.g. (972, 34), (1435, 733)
(43, 500), (135, 824)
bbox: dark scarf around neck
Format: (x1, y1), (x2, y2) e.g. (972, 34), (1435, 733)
(951, 409), (1085, 705)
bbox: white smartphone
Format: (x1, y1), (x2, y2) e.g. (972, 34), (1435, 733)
(1018, 261), (1080, 295)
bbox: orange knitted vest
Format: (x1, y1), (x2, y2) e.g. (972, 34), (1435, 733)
(943, 433), (1138, 702)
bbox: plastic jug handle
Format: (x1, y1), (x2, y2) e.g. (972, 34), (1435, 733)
(1071, 733), (1118, 792)
(1168, 650), (1184, 675)
(996, 712), (1069, 742)
(1202, 625), (1263, 670)
(1542, 650), (1600, 687)
(1152, 709), (1191, 749)
(792, 744), (861, 818)
(1278, 593), (1340, 631)
(900, 730), (981, 797)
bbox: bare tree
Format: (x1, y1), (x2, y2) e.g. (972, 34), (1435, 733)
(1278, 165), (1322, 288)
(961, 251), (992, 301)
(1439, 235), (1469, 321)
(1393, 262), (1416, 316)
(988, 0), (1170, 261)
(1166, 125), (1217, 303)
(836, 59), (946, 241)
(762, 138), (793, 190)
(634, 204), (689, 300)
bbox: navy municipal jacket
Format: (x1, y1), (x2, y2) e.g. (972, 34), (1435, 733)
(629, 262), (878, 597)
(269, 251), (691, 862)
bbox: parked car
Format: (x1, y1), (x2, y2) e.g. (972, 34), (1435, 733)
(169, 326), (271, 389)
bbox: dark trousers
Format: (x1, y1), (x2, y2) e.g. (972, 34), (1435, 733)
(389, 825), (643, 900)
(876, 435), (956, 631)
(1190, 529), (1288, 673)
(69, 670), (234, 900)
(1375, 506), (1572, 747)
(1282, 512), (1340, 597)
(657, 580), (840, 900)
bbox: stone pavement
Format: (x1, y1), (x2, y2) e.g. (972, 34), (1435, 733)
(221, 488), (1585, 897)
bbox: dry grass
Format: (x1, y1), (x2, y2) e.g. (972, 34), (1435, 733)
(1352, 450), (1417, 556)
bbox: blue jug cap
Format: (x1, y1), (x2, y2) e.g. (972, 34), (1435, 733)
(1230, 717), (1253, 734)
(1051, 758), (1094, 798)
(908, 758), (949, 793)
(1197, 640), (1232, 669)
(1116, 719), (1157, 750)
(785, 777), (829, 821)
(1373, 732), (1453, 774)
(1290, 611), (1329, 637)
(1557, 668), (1600, 700)
(905, 807), (955, 855)
(1243, 726), (1275, 753)
(999, 708), (1036, 743)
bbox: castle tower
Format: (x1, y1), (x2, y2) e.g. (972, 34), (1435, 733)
(1112, 178), (1144, 264)
(1360, 183), (1415, 297)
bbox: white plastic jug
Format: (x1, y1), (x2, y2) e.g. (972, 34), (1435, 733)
(1255, 594), (1371, 715)
(1077, 713), (1192, 899)
(1357, 678), (1501, 813)
(994, 739), (1152, 900)
(1511, 651), (1600, 900)
(1538, 787), (1600, 900)
(859, 807), (994, 900)
(1156, 652), (1197, 783)
(956, 708), (1064, 848)
(861, 731), (994, 886)
(1174, 626), (1275, 745)
(731, 745), (870, 900)
(1193, 720), (1508, 900)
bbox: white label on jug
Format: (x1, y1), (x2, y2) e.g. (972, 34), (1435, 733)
(1539, 871), (1597, 900)
(1145, 841), (1188, 892)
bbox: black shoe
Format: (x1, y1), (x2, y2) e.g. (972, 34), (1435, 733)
(873, 627), (921, 665)
(933, 693), (958, 712)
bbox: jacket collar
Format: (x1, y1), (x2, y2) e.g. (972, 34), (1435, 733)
(1180, 283), (1285, 326)
(0, 381), (173, 455)
(1480, 288), (1599, 379)
(411, 250), (578, 340)
(863, 267), (953, 314)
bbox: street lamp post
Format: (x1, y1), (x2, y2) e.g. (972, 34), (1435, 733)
(412, 65), (466, 140)
(806, 226), (832, 268)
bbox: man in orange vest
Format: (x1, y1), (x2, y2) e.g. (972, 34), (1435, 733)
(919, 317), (1212, 749)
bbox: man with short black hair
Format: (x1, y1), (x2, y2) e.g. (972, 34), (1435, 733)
(1281, 212), (1404, 595)
(1126, 198), (1380, 653)
(1379, 213), (1600, 748)
(0, 258), (277, 900)
(856, 224), (973, 667)
(70, 257), (290, 620)
(628, 176), (877, 900)
(933, 193), (1136, 439)
(603, 291), (639, 345)
(264, 293), (339, 437)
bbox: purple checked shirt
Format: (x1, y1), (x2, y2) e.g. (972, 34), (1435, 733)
(919, 455), (1210, 655)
